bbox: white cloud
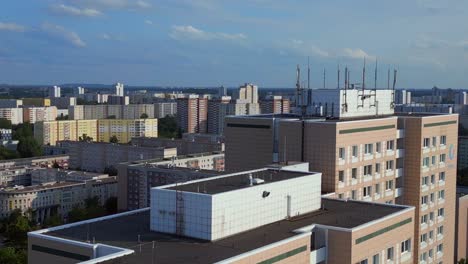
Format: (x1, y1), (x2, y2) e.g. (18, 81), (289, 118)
(145, 20), (153, 25)
(287, 39), (329, 57)
(50, 4), (102, 17)
(0, 22), (26, 32)
(170, 25), (247, 41)
(41, 23), (86, 48)
(99, 33), (124, 41)
(67, 0), (152, 10)
(342, 48), (375, 60)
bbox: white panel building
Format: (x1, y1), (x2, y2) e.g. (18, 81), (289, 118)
(151, 166), (321, 241)
(308, 89), (395, 118)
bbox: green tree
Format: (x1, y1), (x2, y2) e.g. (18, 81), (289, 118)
(0, 247), (27, 264)
(43, 214), (63, 228)
(458, 259), (467, 264)
(0, 146), (19, 160)
(16, 137), (41, 158)
(109, 135), (119, 143)
(5, 214), (31, 248)
(158, 116), (179, 138)
(0, 118), (12, 129)
(67, 206), (87, 223)
(79, 133), (93, 142)
(55, 114), (69, 120)
(104, 197), (118, 214)
(140, 113), (149, 119)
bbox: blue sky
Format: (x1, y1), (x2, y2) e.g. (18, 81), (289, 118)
(0, 0), (468, 88)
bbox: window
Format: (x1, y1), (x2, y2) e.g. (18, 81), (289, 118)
(338, 193), (344, 199)
(423, 157), (430, 167)
(440, 135), (446, 145)
(437, 243), (443, 253)
(438, 208), (445, 217)
(363, 186), (372, 197)
(339, 170), (344, 182)
(422, 176), (429, 186)
(386, 160), (394, 171)
(386, 140), (394, 151)
(359, 260), (368, 264)
(365, 144), (373, 155)
(376, 142), (381, 153)
(339, 147), (345, 159)
(439, 172), (445, 181)
(351, 190), (356, 199)
(375, 183), (380, 194)
(429, 212), (434, 222)
(352, 168), (358, 179)
(385, 180), (393, 190)
(387, 247), (394, 261)
(432, 156), (436, 165)
(437, 225), (444, 235)
(439, 154), (446, 163)
(423, 137), (430, 148)
(430, 193), (435, 203)
(428, 249), (433, 258)
(372, 254), (379, 264)
(420, 233), (427, 243)
(352, 145), (358, 157)
(364, 165), (372, 176)
(421, 214), (428, 224)
(431, 174), (435, 184)
(429, 230), (434, 240)
(401, 239), (411, 253)
(421, 195), (428, 205)
(420, 252), (427, 262)
(432, 136), (437, 147)
(438, 190), (445, 200)
(373, 163), (382, 177)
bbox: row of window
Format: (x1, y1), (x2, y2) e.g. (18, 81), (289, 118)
(421, 172), (446, 186)
(339, 140), (396, 159)
(362, 181), (395, 198)
(421, 210), (445, 225)
(423, 135), (447, 148)
(338, 162), (395, 182)
(421, 191), (446, 206)
(422, 154), (446, 167)
(420, 226), (444, 244)
(358, 239), (411, 264)
(419, 244), (444, 262)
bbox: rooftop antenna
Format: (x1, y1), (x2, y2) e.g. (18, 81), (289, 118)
(387, 67), (390, 89)
(343, 66), (348, 113)
(374, 59), (378, 90)
(296, 64), (306, 117)
(337, 64), (340, 89)
(391, 69), (397, 108)
(307, 57), (310, 90)
(323, 68), (326, 89)
(362, 57), (366, 92)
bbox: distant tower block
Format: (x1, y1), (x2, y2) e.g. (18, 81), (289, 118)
(115, 83), (125, 96)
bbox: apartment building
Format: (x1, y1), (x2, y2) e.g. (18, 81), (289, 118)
(50, 97), (76, 109)
(115, 82), (124, 96)
(224, 89), (457, 264)
(22, 98), (50, 107)
(459, 137), (468, 171)
(108, 95), (129, 105)
(48, 86), (61, 98)
(35, 119), (158, 145)
(0, 155), (69, 170)
(0, 108), (23, 125)
(260, 95), (291, 114)
(63, 140), (176, 172)
(176, 94), (208, 133)
(207, 96), (233, 135)
(0, 166), (36, 187)
(0, 99), (23, 108)
(131, 135), (224, 155)
(97, 119), (158, 143)
(34, 120), (98, 145)
(28, 164), (416, 264)
(68, 104), (155, 120)
(0, 176), (116, 222)
(23, 106), (57, 124)
(117, 152), (225, 210)
(456, 186), (468, 262)
(154, 101), (177, 118)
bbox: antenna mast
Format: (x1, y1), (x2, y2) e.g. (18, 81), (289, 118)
(337, 64), (340, 89)
(374, 59), (378, 90)
(307, 57), (310, 90)
(362, 58), (366, 92)
(323, 68), (326, 89)
(387, 68), (390, 89)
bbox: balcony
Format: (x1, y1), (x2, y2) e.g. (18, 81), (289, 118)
(395, 149), (405, 158)
(395, 168), (403, 178)
(395, 188), (403, 198)
(396, 129), (405, 139)
(310, 246), (326, 264)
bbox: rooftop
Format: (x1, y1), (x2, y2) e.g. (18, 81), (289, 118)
(0, 177), (116, 193)
(167, 168), (314, 194)
(43, 198), (408, 264)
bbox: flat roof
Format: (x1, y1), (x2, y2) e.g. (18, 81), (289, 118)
(167, 169), (313, 194)
(44, 199), (408, 264)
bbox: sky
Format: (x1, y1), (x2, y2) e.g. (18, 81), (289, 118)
(1, 0), (468, 88)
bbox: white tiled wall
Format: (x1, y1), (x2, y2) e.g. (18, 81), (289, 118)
(150, 172), (321, 241)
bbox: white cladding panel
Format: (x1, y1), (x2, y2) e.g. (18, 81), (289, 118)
(210, 173), (321, 240)
(310, 89), (394, 118)
(150, 172), (321, 241)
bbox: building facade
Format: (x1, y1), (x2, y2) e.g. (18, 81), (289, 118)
(176, 94), (208, 133)
(23, 106), (58, 124)
(0, 108), (23, 125)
